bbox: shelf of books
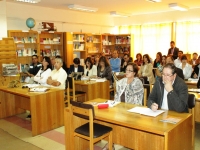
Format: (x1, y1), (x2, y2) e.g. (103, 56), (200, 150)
(86, 34), (102, 55)
(39, 31), (63, 59)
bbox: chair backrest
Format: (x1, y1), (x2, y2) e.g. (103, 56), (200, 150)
(112, 72), (119, 82)
(188, 94), (195, 109)
(67, 76), (74, 89)
(139, 76), (149, 84)
(65, 79), (70, 105)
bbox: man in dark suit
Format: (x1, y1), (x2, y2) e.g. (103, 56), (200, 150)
(166, 56), (184, 80)
(168, 41), (179, 60)
(68, 58), (84, 75)
(191, 56), (200, 78)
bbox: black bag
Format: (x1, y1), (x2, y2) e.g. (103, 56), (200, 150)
(197, 77), (200, 88)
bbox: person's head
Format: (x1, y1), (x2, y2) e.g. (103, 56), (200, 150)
(192, 53), (198, 60)
(178, 51), (183, 59)
(94, 55), (100, 64)
(162, 55), (167, 65)
(124, 54), (130, 62)
(196, 56), (200, 64)
(32, 55), (38, 64)
(73, 58), (80, 67)
(112, 50), (118, 59)
(99, 56), (110, 67)
(162, 63), (177, 82)
(85, 57), (93, 69)
(136, 53), (142, 61)
(143, 54), (150, 64)
(156, 52), (162, 61)
(123, 50), (129, 55)
(42, 56), (52, 70)
(125, 63), (139, 78)
(166, 56), (174, 64)
(170, 41), (175, 48)
(54, 58), (63, 70)
(181, 55), (188, 64)
(50, 56), (56, 66)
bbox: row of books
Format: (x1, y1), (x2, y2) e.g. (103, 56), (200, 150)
(17, 49), (37, 57)
(73, 34), (84, 41)
(13, 36), (37, 43)
(40, 49), (61, 57)
(115, 45), (130, 53)
(40, 37), (60, 44)
(74, 43), (84, 50)
(18, 63), (29, 73)
(116, 36), (131, 44)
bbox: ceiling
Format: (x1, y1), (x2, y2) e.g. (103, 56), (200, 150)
(6, 0), (200, 16)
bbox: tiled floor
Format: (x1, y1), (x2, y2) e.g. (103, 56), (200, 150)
(0, 113), (199, 150)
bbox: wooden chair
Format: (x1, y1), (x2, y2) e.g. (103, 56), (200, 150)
(188, 93), (196, 150)
(66, 76), (87, 102)
(142, 84), (152, 106)
(64, 79), (70, 106)
(69, 101), (113, 150)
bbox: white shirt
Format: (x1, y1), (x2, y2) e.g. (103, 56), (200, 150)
(50, 67), (67, 89)
(177, 63), (193, 79)
(34, 68), (51, 86)
(74, 67), (78, 72)
(161, 87), (169, 110)
(174, 58), (181, 67)
(84, 65), (97, 77)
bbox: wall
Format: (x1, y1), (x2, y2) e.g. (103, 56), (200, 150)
(0, 0), (7, 39)
(6, 2), (115, 33)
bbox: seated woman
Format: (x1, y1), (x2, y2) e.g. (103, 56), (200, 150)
(155, 55), (167, 77)
(191, 56), (200, 79)
(114, 63), (144, 105)
(153, 52), (162, 77)
(97, 56), (112, 82)
(134, 53), (143, 66)
(138, 54), (155, 84)
(34, 56), (52, 85)
(84, 57), (97, 77)
(177, 55), (193, 80)
(68, 58), (84, 75)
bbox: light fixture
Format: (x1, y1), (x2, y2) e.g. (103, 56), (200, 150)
(15, 0), (41, 3)
(110, 11), (131, 17)
(67, 4), (98, 12)
(169, 3), (189, 11)
(146, 0), (161, 3)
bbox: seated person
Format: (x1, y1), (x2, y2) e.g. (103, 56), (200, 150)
(155, 55), (167, 77)
(34, 56), (52, 85)
(26, 55), (42, 77)
(109, 50), (121, 72)
(97, 56), (112, 82)
(134, 53), (143, 66)
(84, 57), (97, 77)
(47, 57), (67, 89)
(177, 55), (193, 80)
(68, 58), (84, 75)
(138, 54), (155, 84)
(114, 63), (144, 105)
(55, 55), (68, 73)
(121, 54), (132, 72)
(147, 63), (188, 113)
(191, 56), (200, 79)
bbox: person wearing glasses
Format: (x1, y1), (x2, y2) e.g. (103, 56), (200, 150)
(114, 63), (144, 105)
(121, 54), (132, 72)
(33, 56), (52, 85)
(147, 63), (188, 113)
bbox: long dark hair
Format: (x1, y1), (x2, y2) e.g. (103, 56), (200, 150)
(85, 57), (93, 69)
(42, 56), (52, 70)
(143, 54), (151, 65)
(99, 56), (110, 67)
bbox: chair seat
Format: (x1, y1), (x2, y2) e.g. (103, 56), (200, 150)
(69, 91), (86, 96)
(75, 122), (112, 138)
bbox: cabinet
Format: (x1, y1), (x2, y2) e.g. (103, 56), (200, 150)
(86, 34), (102, 55)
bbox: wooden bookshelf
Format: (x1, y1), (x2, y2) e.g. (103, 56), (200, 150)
(86, 34), (102, 55)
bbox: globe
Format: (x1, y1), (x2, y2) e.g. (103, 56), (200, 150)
(26, 18), (36, 30)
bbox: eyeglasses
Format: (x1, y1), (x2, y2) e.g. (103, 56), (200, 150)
(161, 73), (174, 77)
(125, 69), (134, 73)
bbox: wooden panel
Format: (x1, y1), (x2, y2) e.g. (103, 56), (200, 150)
(195, 100), (200, 122)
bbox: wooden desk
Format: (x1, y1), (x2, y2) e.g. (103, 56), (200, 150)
(0, 86), (64, 136)
(64, 98), (192, 150)
(189, 92), (200, 122)
(75, 80), (110, 101)
(185, 81), (197, 88)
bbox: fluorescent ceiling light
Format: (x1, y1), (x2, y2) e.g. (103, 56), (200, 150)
(146, 0), (161, 3)
(68, 4), (98, 12)
(15, 0), (41, 3)
(169, 3), (189, 11)
(110, 11), (131, 17)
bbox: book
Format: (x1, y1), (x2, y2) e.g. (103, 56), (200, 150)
(29, 87), (49, 92)
(160, 115), (182, 124)
(127, 107), (165, 117)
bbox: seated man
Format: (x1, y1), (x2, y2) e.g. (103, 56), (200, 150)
(147, 63), (188, 113)
(191, 56), (200, 79)
(26, 55), (42, 77)
(68, 58), (84, 75)
(47, 57), (67, 89)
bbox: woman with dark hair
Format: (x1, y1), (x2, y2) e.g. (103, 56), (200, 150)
(94, 54), (100, 69)
(155, 55), (167, 77)
(153, 52), (162, 77)
(34, 56), (52, 85)
(138, 54), (155, 84)
(68, 58), (84, 75)
(134, 53), (143, 66)
(97, 56), (112, 82)
(84, 57), (97, 77)
(114, 62), (144, 105)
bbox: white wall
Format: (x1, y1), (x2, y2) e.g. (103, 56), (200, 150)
(0, 0), (7, 39)
(6, 2), (115, 33)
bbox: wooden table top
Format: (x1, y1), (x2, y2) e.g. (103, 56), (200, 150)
(185, 80), (198, 85)
(85, 98), (191, 136)
(0, 86), (62, 97)
(75, 80), (109, 85)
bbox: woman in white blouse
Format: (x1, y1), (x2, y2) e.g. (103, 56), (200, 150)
(34, 56), (52, 85)
(177, 55), (193, 80)
(84, 57), (97, 77)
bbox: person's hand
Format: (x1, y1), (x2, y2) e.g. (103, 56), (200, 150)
(163, 78), (173, 92)
(193, 73), (198, 79)
(151, 103), (158, 111)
